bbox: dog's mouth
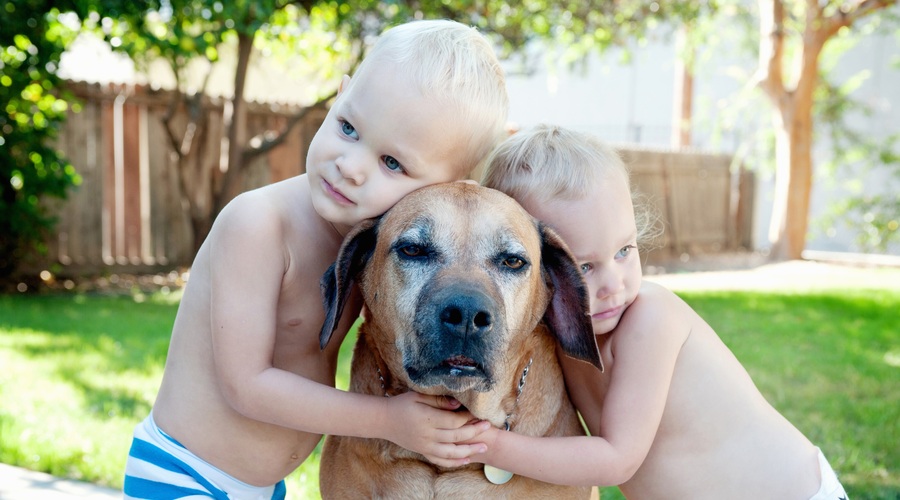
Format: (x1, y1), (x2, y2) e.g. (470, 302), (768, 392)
(443, 355), (481, 376)
(406, 353), (489, 390)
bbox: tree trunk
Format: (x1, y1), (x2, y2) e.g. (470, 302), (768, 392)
(671, 25), (693, 149)
(213, 31), (254, 221)
(767, 97), (814, 261)
(757, 0), (822, 261)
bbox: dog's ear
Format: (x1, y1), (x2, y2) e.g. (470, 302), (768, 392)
(539, 222), (603, 372)
(319, 218), (379, 350)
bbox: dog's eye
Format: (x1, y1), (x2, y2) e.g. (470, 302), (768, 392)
(502, 256), (526, 270)
(400, 244), (425, 257)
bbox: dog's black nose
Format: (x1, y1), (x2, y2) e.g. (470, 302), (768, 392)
(435, 286), (495, 338)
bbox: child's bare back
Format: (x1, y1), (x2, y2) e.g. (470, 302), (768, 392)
(561, 281), (821, 499)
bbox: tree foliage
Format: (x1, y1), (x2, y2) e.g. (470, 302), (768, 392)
(0, 0), (82, 280)
(814, 19), (900, 253)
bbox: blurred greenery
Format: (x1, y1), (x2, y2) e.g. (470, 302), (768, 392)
(0, 1), (83, 279)
(1, 278), (898, 498)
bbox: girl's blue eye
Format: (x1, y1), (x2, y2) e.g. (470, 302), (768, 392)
(616, 245), (636, 259)
(383, 155), (403, 172)
(579, 263), (592, 274)
(341, 121), (358, 139)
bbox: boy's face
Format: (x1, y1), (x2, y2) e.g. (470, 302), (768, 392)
(523, 175), (642, 336)
(306, 60), (466, 233)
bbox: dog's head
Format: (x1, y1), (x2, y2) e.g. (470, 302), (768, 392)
(320, 183), (602, 396)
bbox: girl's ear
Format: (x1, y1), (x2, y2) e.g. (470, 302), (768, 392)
(319, 218), (378, 349)
(338, 75), (351, 96)
(539, 222), (603, 372)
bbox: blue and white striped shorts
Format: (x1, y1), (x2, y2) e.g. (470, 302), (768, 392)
(123, 414), (286, 500)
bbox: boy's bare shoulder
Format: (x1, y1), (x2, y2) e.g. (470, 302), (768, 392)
(204, 176), (340, 277)
(213, 177), (321, 241)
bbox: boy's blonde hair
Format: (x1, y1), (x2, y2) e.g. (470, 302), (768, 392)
(483, 124), (661, 249)
(350, 19), (509, 178)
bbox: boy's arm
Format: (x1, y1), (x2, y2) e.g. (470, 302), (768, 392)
(471, 285), (689, 486)
(207, 195), (489, 467)
(241, 369), (491, 466)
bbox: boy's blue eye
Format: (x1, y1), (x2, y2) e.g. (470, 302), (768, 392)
(341, 120), (358, 139)
(579, 263), (592, 274)
(383, 155), (404, 172)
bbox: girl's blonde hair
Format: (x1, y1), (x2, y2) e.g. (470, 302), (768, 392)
(353, 20), (509, 178)
(482, 124), (662, 249)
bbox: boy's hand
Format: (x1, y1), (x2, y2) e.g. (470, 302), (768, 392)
(384, 391), (490, 468)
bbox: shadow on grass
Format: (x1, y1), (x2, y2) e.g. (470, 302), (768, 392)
(0, 293), (174, 375)
(1, 293), (174, 421)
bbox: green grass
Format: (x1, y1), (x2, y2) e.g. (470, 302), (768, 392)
(1, 279), (898, 499)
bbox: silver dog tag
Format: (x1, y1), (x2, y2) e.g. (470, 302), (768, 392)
(484, 465), (514, 485)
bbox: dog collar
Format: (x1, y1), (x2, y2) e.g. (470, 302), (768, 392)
(485, 357), (533, 485)
(374, 358), (533, 486)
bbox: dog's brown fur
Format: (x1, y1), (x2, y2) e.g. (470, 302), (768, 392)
(318, 183), (601, 498)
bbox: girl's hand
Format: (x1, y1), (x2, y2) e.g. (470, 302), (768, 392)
(383, 391), (490, 468)
(463, 424), (502, 465)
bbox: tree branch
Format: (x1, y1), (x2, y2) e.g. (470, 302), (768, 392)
(754, 0), (787, 102)
(241, 45), (367, 163)
(820, 0), (897, 39)
(242, 91), (336, 162)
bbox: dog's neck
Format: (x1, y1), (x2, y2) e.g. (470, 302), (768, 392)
(500, 357), (532, 430)
(374, 356), (535, 431)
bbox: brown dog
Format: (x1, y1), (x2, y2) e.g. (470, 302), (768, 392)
(318, 183), (602, 498)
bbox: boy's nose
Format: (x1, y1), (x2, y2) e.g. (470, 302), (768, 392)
(335, 153), (369, 185)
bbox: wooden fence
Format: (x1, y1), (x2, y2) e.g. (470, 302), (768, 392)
(33, 82), (753, 276)
(35, 81), (326, 275)
(622, 147), (754, 265)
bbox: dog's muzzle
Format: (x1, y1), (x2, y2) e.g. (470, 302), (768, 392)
(404, 281), (503, 392)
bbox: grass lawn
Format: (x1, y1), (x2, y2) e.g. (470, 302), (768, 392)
(1, 265), (898, 499)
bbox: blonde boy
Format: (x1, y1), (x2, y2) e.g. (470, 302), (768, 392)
(123, 20), (508, 499)
(476, 125), (847, 499)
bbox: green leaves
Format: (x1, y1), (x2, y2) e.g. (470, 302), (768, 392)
(1, 0), (81, 279)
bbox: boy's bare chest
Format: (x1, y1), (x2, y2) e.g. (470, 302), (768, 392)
(271, 265), (361, 381)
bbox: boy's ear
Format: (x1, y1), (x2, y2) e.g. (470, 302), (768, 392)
(338, 75), (351, 96)
(539, 222), (603, 372)
(319, 218), (379, 350)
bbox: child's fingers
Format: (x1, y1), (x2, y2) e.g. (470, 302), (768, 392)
(419, 393), (461, 410)
(444, 419), (491, 444)
(422, 443), (487, 468)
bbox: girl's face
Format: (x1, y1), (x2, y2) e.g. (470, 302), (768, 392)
(524, 175), (642, 336)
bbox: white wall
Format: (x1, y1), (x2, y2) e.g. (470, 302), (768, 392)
(503, 21), (900, 256)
